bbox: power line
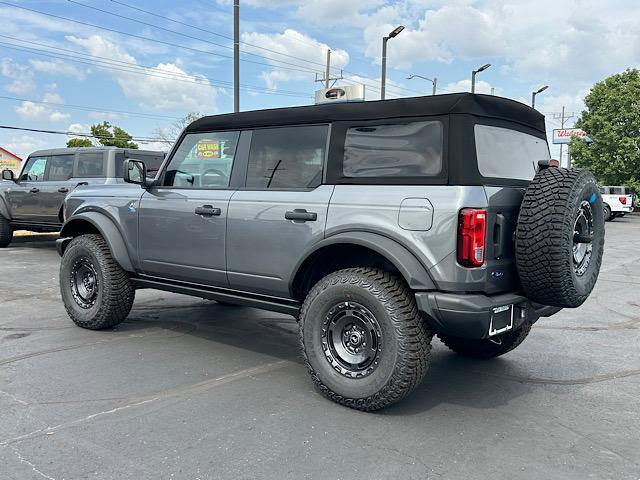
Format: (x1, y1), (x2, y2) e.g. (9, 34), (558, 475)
(67, 0), (328, 74)
(0, 95), (182, 121)
(0, 2), (320, 76)
(0, 37), (313, 98)
(109, 0), (332, 71)
(0, 124), (164, 142)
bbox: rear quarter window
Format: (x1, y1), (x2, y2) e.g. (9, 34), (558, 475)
(475, 125), (550, 181)
(76, 152), (106, 177)
(343, 121), (443, 178)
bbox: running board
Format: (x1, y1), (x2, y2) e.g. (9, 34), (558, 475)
(131, 275), (301, 316)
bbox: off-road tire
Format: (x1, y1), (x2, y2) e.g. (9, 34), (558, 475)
(437, 321), (532, 359)
(516, 167), (604, 308)
(0, 216), (13, 247)
(299, 268), (432, 411)
(60, 234), (135, 329)
(603, 204), (612, 221)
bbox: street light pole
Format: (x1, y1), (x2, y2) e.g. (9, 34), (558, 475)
(407, 74), (438, 95)
(233, 0), (239, 113)
(381, 25), (404, 100)
(531, 85), (549, 109)
(471, 63), (491, 93)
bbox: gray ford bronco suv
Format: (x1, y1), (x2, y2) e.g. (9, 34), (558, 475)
(0, 147), (165, 247)
(56, 93), (605, 410)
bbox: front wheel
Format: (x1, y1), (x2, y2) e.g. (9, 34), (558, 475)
(437, 322), (532, 359)
(60, 234), (135, 329)
(604, 204), (613, 221)
(299, 268), (432, 411)
(0, 216), (13, 247)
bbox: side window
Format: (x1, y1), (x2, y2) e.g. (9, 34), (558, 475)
(47, 155), (74, 181)
(246, 125), (328, 189)
(343, 121), (443, 178)
(77, 152), (105, 177)
(164, 132), (239, 188)
(20, 156), (48, 182)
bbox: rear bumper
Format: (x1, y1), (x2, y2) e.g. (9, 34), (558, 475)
(415, 291), (561, 340)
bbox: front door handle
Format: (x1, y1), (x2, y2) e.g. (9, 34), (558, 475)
(58, 187), (69, 193)
(30, 187), (39, 193)
(285, 209), (317, 222)
(195, 205), (221, 217)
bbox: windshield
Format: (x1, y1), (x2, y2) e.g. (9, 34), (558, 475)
(475, 124), (550, 181)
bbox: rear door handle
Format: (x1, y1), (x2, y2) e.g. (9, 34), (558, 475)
(195, 205), (221, 217)
(285, 209), (317, 222)
(29, 187), (39, 193)
(58, 187), (69, 193)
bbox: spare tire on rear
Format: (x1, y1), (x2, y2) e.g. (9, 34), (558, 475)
(515, 167), (604, 308)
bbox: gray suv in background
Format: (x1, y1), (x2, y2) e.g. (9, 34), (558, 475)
(0, 147), (165, 246)
(55, 94), (605, 410)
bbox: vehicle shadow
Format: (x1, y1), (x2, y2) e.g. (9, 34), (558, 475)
(118, 300), (596, 415)
(9, 233), (59, 249)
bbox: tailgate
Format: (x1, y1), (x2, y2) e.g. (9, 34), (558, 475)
(484, 186), (525, 294)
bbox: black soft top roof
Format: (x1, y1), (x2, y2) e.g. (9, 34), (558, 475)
(187, 93), (546, 134)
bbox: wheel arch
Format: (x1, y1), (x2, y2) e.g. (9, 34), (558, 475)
(59, 212), (135, 272)
(290, 232), (436, 300)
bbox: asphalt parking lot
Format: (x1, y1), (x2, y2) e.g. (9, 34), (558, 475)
(1, 216), (639, 480)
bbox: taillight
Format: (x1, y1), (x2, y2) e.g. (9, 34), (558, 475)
(619, 196), (627, 205)
(457, 208), (487, 268)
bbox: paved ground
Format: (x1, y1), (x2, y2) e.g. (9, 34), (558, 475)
(1, 216), (639, 480)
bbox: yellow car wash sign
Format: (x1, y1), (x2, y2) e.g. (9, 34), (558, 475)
(195, 140), (220, 159)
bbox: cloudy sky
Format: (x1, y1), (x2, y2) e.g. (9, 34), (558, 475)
(1, 0), (639, 160)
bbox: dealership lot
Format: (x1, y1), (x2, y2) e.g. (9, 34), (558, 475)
(1, 216), (639, 480)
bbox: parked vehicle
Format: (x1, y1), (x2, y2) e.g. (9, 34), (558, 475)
(56, 94), (605, 410)
(0, 147), (165, 247)
(599, 185), (634, 220)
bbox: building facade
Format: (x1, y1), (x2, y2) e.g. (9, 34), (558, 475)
(0, 147), (22, 174)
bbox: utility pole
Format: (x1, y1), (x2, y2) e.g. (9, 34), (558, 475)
(233, 0), (239, 113)
(315, 49), (343, 89)
(553, 107), (576, 167)
(325, 49), (330, 89)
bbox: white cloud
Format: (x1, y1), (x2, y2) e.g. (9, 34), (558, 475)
(241, 29), (349, 90)
(1, 58), (36, 94)
(443, 79), (494, 95)
(67, 35), (218, 112)
(4, 135), (47, 159)
(15, 94), (70, 124)
(29, 59), (86, 80)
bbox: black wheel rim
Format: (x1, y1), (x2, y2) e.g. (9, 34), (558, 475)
(573, 200), (594, 276)
(321, 301), (382, 379)
(70, 257), (99, 309)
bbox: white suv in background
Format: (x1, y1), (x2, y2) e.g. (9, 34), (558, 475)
(600, 186), (634, 220)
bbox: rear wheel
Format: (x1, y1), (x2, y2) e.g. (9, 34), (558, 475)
(60, 234), (135, 329)
(299, 268), (432, 411)
(603, 204), (613, 221)
(0, 216), (13, 247)
(437, 322), (532, 359)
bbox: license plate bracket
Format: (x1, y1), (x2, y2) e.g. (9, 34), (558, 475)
(489, 304), (514, 336)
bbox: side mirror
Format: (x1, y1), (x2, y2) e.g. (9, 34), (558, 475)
(1, 169), (15, 182)
(123, 159), (147, 186)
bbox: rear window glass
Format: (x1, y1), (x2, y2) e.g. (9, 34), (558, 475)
(116, 153), (166, 179)
(343, 121), (443, 178)
(475, 125), (550, 180)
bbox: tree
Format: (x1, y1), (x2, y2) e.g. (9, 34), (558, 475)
(66, 138), (93, 148)
(571, 69), (640, 192)
(153, 112), (203, 148)
(91, 121), (139, 149)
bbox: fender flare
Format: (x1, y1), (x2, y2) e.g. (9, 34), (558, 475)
(290, 231), (437, 293)
(59, 211), (135, 272)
